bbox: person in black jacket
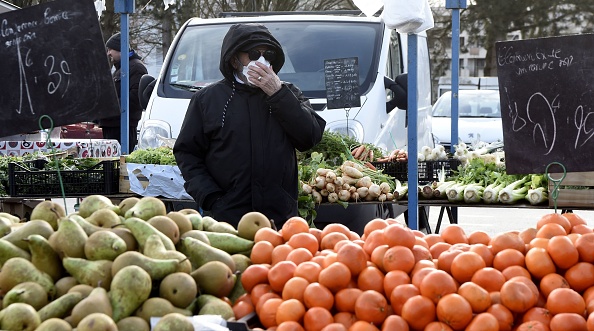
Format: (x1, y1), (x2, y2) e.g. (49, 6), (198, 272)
(101, 32), (148, 152)
(173, 23), (326, 228)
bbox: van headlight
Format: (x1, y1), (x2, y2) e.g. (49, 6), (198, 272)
(325, 121), (364, 143)
(138, 120), (172, 149)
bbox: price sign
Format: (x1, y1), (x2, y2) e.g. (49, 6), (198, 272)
(324, 57), (361, 110)
(0, 0), (119, 137)
(496, 34), (594, 174)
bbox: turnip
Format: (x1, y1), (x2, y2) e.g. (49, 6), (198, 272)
(356, 187), (369, 199)
(386, 192), (394, 201)
(368, 184), (381, 198)
(320, 189), (329, 197)
(334, 177), (344, 187)
(351, 192), (360, 202)
(327, 192), (338, 203)
(355, 176), (372, 188)
(326, 183), (336, 193)
(312, 190), (322, 204)
(314, 176), (326, 190)
(379, 182), (391, 194)
(378, 193), (387, 202)
(341, 175), (358, 185)
(316, 168), (331, 176)
(348, 186), (357, 194)
(342, 165), (363, 179)
(302, 183), (313, 194)
(325, 171), (337, 183)
(338, 190), (351, 202)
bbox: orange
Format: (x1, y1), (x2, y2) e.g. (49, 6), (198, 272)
(282, 216), (311, 242)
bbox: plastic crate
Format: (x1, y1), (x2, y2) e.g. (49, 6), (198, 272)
(372, 159), (461, 184)
(8, 159), (119, 197)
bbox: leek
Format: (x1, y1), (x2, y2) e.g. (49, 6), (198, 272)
(498, 176), (529, 204)
(446, 183), (467, 202)
(463, 183), (485, 203)
(527, 187), (548, 205)
(483, 181), (505, 204)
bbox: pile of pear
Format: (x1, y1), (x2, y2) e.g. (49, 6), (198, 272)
(0, 194), (274, 331)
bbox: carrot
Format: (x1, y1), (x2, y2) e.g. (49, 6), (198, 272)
(368, 150), (374, 162)
(364, 162), (376, 171)
(353, 145), (365, 159)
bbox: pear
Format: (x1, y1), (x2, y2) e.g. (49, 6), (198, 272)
(24, 234), (64, 282)
(147, 215), (180, 244)
(48, 217), (88, 259)
(117, 197), (140, 216)
(111, 251), (178, 280)
(68, 214), (104, 236)
(159, 272), (197, 309)
(29, 200), (66, 230)
(134, 297), (192, 323)
(2, 220), (54, 251)
(70, 286), (113, 327)
(109, 227), (138, 252)
(166, 211), (193, 235)
(143, 234), (191, 273)
(197, 230), (254, 254)
(191, 260), (236, 298)
(195, 294), (234, 320)
(202, 216), (238, 235)
(124, 196), (167, 220)
(55, 277), (79, 298)
(179, 229), (210, 245)
(35, 318), (73, 331)
(178, 208), (200, 215)
(116, 316), (150, 331)
(37, 292), (84, 321)
(231, 253), (252, 273)
(153, 312), (194, 331)
(121, 217), (176, 251)
(76, 313), (117, 331)
(0, 212), (22, 223)
(179, 236), (236, 272)
(85, 209), (122, 228)
(78, 195), (120, 218)
(0, 257), (56, 297)
(0, 216), (14, 237)
(63, 258), (113, 289)
(109, 265), (152, 322)
(186, 213), (203, 230)
(228, 272), (247, 305)
(84, 230), (127, 261)
(68, 284), (94, 297)
(0, 302), (41, 331)
(0, 239), (31, 267)
(2, 281), (49, 310)
(237, 211), (271, 240)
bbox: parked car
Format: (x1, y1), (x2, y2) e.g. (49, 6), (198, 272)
(431, 90), (503, 149)
(60, 122), (103, 139)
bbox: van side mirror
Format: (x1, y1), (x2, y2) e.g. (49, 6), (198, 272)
(384, 73), (408, 113)
(139, 74), (156, 110)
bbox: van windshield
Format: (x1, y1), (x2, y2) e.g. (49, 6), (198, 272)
(166, 21), (381, 99)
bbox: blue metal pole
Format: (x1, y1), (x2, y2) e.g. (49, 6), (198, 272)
(446, 0), (467, 153)
(120, 16), (130, 154)
(407, 34), (419, 231)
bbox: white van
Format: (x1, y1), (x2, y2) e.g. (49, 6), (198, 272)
(137, 12), (434, 153)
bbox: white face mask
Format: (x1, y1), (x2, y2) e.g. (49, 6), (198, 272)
(241, 55), (271, 86)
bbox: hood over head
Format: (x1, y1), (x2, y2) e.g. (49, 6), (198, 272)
(219, 23), (285, 81)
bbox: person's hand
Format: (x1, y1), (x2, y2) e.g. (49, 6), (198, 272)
(248, 61), (282, 96)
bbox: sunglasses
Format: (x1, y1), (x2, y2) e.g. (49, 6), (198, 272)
(246, 49), (277, 62)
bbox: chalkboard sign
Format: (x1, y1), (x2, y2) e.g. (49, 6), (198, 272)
(324, 57), (361, 109)
(496, 34), (594, 174)
(0, 0), (119, 138)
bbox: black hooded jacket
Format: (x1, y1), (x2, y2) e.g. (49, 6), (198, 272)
(173, 23), (326, 227)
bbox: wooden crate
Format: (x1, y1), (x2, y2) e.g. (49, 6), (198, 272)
(548, 172), (594, 208)
(119, 156), (149, 194)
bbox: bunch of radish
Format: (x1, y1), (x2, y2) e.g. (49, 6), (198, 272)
(302, 160), (396, 204)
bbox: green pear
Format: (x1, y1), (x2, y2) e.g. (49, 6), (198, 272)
(70, 286), (113, 327)
(237, 211), (271, 240)
(48, 217), (88, 259)
(55, 276), (79, 298)
(84, 230), (127, 261)
(37, 292), (84, 321)
(143, 234), (191, 273)
(147, 215), (180, 244)
(121, 217), (175, 251)
(124, 196), (167, 220)
(197, 230), (254, 254)
(29, 201), (66, 230)
(0, 257), (55, 297)
(24, 234), (64, 282)
(179, 236), (236, 272)
(109, 227), (138, 252)
(2, 281), (49, 310)
(109, 265), (152, 322)
(117, 197), (140, 216)
(0, 212), (22, 223)
(35, 318), (73, 331)
(191, 261), (236, 298)
(179, 230), (210, 245)
(62, 258), (113, 289)
(0, 302), (41, 331)
(68, 284), (94, 297)
(202, 216), (238, 235)
(159, 272), (197, 309)
(116, 316), (150, 331)
(76, 312), (117, 331)
(85, 209), (122, 228)
(231, 253), (252, 273)
(195, 294), (234, 320)
(111, 251), (178, 280)
(68, 214), (104, 236)
(178, 208), (200, 215)
(186, 213), (203, 230)
(0, 216), (13, 237)
(134, 297), (192, 323)
(0, 239), (31, 267)
(78, 195), (120, 218)
(166, 211), (193, 235)
(2, 220), (54, 252)
(228, 271), (247, 305)
(153, 312), (194, 331)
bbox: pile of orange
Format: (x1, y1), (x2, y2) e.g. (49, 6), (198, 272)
(232, 212), (594, 331)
